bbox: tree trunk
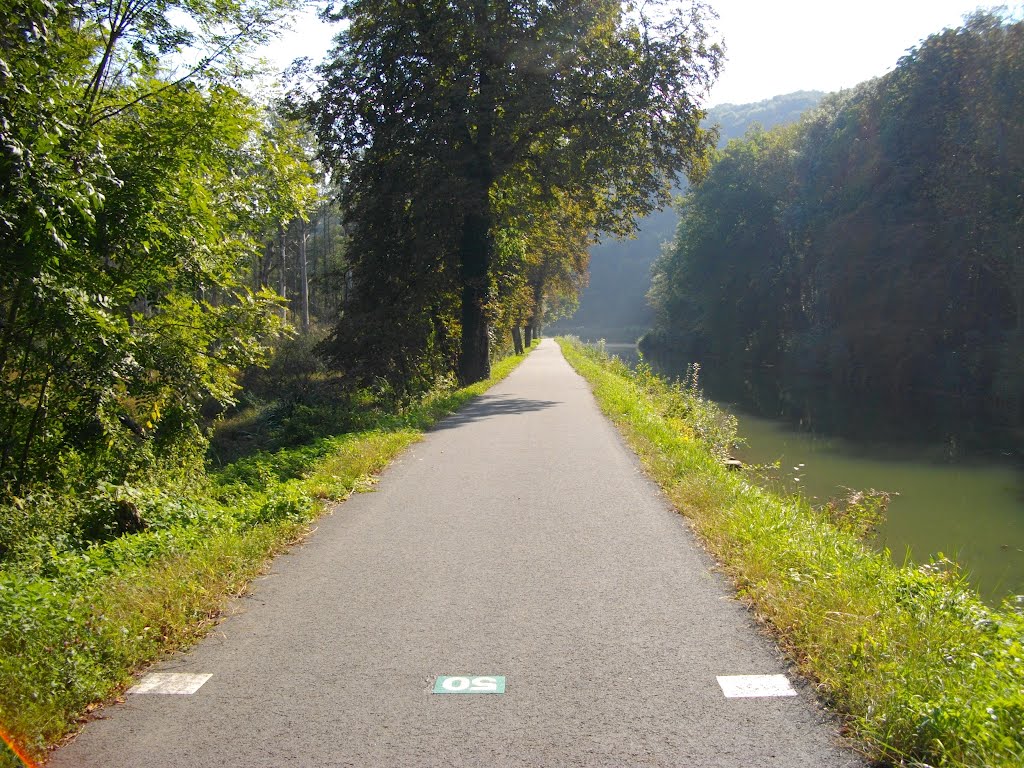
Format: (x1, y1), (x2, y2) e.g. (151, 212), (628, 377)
(299, 218), (310, 332)
(278, 221), (288, 320)
(14, 365), (51, 493)
(532, 280), (544, 341)
(457, 11), (496, 385)
(0, 278), (27, 379)
(310, 212), (319, 318)
(511, 326), (524, 355)
(257, 242), (272, 289)
(526, 279), (544, 344)
(1014, 248), (1024, 334)
(457, 207), (492, 384)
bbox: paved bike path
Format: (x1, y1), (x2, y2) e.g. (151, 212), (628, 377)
(51, 339), (863, 766)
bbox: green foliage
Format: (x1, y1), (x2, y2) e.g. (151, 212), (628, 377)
(0, 1), (318, 517)
(560, 336), (1024, 767)
(315, 139), (464, 398)
(823, 488), (893, 539)
(608, 351), (738, 461)
(647, 123), (799, 379)
(0, 521), (296, 761)
(647, 13), (1024, 451)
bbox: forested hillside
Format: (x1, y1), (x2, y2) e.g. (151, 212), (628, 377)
(549, 90), (824, 341)
(646, 13), (1024, 452)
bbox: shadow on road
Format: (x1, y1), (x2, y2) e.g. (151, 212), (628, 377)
(432, 395), (559, 430)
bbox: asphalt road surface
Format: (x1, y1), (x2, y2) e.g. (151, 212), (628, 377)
(50, 339), (865, 767)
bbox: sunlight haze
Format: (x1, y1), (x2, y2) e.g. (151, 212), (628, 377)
(707, 0), (1019, 105)
(268, 1), (1019, 105)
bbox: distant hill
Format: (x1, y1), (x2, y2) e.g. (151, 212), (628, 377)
(709, 90), (827, 143)
(549, 90), (825, 342)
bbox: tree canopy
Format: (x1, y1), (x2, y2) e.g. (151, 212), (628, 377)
(646, 12), (1024, 451)
(309, 0), (723, 385)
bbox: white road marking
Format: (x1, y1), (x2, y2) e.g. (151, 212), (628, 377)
(433, 675), (506, 694)
(716, 674), (797, 698)
(129, 672), (213, 695)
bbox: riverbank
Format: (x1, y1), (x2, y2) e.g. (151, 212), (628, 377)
(558, 337), (1024, 768)
(0, 347), (534, 767)
(592, 340), (1024, 603)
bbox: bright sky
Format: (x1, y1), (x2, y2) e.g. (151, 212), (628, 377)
(705, 0), (1020, 105)
(265, 1), (1022, 106)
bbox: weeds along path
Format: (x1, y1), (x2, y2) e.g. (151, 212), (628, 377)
(49, 339), (863, 767)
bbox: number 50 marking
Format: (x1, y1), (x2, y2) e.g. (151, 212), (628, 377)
(433, 675), (506, 694)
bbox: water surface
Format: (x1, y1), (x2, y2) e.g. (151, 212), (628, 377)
(732, 410), (1024, 603)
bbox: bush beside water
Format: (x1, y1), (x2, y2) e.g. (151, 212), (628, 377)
(560, 337), (1024, 768)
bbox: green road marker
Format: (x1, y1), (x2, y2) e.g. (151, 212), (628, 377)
(433, 676), (506, 694)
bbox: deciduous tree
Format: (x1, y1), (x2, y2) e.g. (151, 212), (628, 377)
(310, 0), (722, 383)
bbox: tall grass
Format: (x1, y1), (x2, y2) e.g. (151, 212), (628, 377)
(559, 337), (1024, 768)
(0, 346), (533, 766)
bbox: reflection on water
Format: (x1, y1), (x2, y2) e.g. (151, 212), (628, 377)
(594, 342), (1024, 603)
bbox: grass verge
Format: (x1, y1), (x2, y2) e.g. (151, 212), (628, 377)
(0, 346), (533, 767)
(558, 337), (1024, 768)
